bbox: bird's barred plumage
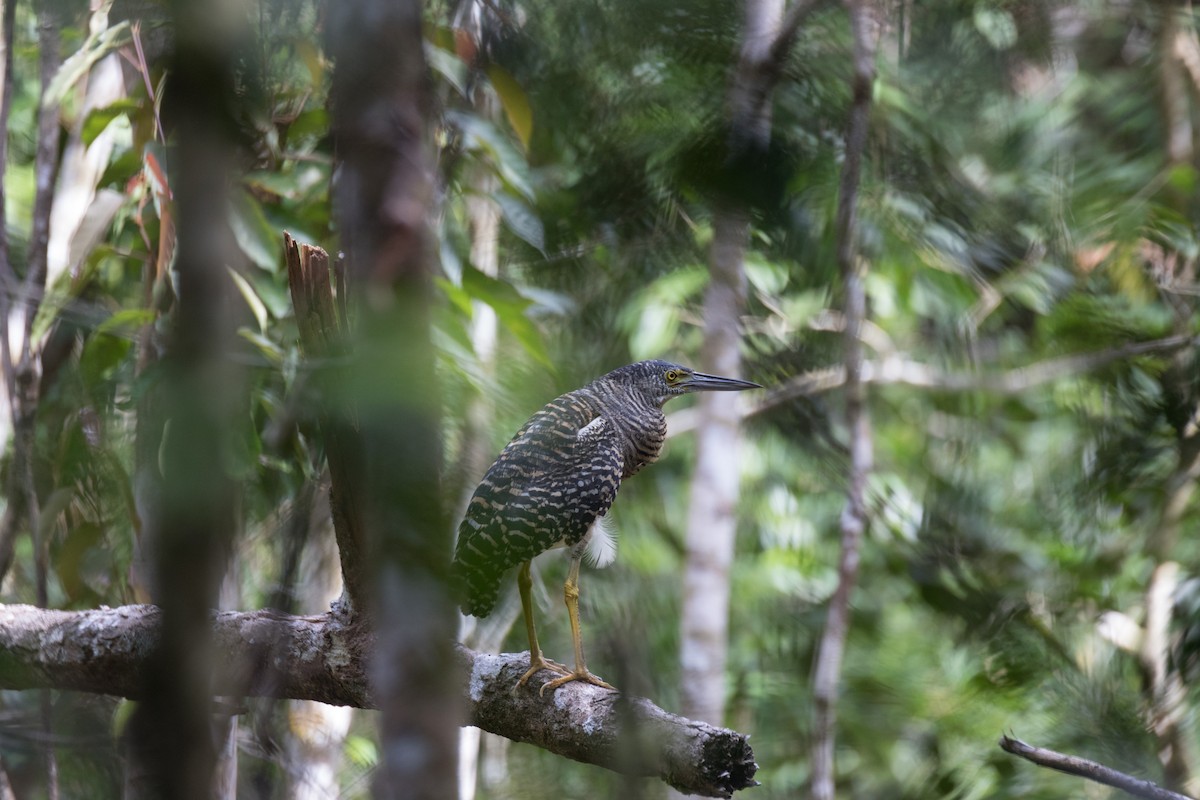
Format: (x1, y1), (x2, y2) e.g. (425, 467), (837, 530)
(453, 363), (674, 617)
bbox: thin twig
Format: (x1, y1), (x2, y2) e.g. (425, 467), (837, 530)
(810, 0), (875, 798)
(23, 8), (63, 799)
(769, 0), (829, 67)
(665, 334), (1198, 437)
(1000, 736), (1196, 800)
(130, 22), (164, 143)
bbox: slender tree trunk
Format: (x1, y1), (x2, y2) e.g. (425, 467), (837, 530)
(677, 0), (781, 739)
(810, 2), (876, 798)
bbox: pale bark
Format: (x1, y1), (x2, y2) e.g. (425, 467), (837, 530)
(810, 2), (876, 798)
(678, 0), (782, 741)
(0, 603), (758, 798)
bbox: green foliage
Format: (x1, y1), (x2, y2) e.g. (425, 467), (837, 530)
(2, 0), (1199, 797)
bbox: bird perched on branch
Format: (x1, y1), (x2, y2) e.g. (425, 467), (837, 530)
(453, 360), (760, 693)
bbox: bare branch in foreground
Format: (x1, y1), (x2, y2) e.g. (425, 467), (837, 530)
(0, 603), (757, 798)
(1000, 736), (1196, 800)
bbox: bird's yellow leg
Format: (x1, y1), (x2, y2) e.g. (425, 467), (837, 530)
(516, 560), (569, 689)
(540, 556), (616, 695)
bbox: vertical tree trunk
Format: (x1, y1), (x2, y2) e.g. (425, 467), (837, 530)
(326, 2), (460, 798)
(810, 2), (876, 798)
(676, 0), (782, 740)
(123, 0), (243, 796)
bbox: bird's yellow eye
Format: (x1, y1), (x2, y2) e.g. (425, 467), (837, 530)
(664, 369), (681, 383)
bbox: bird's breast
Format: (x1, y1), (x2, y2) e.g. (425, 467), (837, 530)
(620, 410), (666, 478)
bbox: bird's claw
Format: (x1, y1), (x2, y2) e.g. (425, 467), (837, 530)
(538, 669), (616, 696)
(515, 655), (570, 692)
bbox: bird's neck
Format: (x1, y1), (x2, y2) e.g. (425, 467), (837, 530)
(581, 380), (667, 478)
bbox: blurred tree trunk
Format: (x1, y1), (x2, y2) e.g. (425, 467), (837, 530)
(123, 0), (244, 796)
(677, 0), (782, 737)
(326, 1), (460, 798)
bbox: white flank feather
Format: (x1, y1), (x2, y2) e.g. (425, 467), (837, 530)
(577, 416), (607, 440)
(584, 514), (618, 568)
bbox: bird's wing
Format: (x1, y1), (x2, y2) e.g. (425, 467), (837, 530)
(453, 394), (624, 616)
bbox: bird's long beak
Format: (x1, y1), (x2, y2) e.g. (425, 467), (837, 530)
(684, 372), (762, 392)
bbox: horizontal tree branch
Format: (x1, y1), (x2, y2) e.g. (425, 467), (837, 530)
(0, 603), (757, 798)
(999, 735), (1195, 800)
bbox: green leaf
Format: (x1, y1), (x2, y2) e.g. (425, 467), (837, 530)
(287, 108), (330, 142)
(344, 735), (378, 768)
(244, 165), (326, 201)
(437, 277), (475, 319)
(238, 328), (285, 367)
(426, 44), (469, 99)
(447, 111), (535, 201)
(493, 191), (545, 255)
(230, 189), (280, 272)
(461, 264), (531, 315)
(487, 64), (533, 151)
(43, 22), (131, 110)
(228, 268), (269, 332)
(56, 519), (104, 604)
(96, 308), (156, 336)
(112, 699), (138, 739)
(81, 332), (134, 390)
(223, 410), (263, 481)
(460, 265), (551, 367)
(82, 98), (140, 146)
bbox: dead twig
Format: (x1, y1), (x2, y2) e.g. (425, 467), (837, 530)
(1000, 735), (1196, 800)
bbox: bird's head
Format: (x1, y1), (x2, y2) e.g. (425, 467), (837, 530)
(607, 360), (761, 407)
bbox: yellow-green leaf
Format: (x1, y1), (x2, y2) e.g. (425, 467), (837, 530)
(486, 64), (533, 151)
(228, 268), (270, 333)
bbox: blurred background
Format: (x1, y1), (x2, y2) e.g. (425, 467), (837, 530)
(0, 0), (1198, 797)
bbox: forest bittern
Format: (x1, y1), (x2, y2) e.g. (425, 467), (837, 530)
(453, 360), (760, 693)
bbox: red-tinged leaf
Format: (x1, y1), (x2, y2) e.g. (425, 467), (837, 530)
(455, 28), (478, 65)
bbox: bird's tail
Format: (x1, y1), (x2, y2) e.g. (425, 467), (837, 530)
(452, 525), (506, 617)
(453, 559), (503, 617)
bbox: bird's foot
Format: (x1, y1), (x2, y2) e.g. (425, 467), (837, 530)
(538, 668), (616, 696)
(515, 653), (570, 691)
